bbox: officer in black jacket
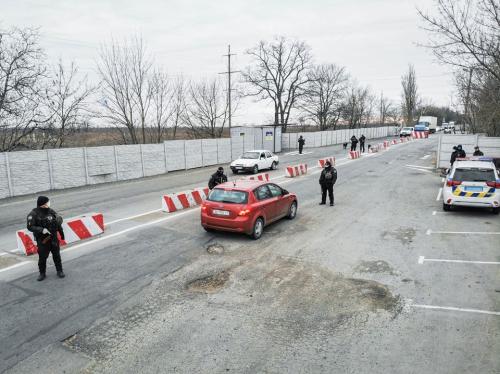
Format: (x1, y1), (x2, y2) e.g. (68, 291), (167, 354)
(350, 135), (358, 151)
(27, 196), (65, 281)
(359, 134), (366, 153)
(319, 161), (337, 206)
(208, 167), (228, 190)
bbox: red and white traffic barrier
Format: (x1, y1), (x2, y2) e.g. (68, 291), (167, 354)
(348, 150), (361, 159)
(383, 141), (390, 148)
(412, 131), (428, 139)
(285, 164), (308, 178)
(162, 187), (209, 213)
(399, 138), (405, 143)
(369, 146), (378, 153)
(16, 213), (104, 255)
(318, 157), (335, 168)
(392, 139), (399, 145)
(240, 173), (270, 182)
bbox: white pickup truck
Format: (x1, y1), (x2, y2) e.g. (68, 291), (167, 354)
(399, 127), (413, 137)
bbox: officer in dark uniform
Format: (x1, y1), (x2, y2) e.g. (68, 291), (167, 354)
(208, 167), (228, 190)
(27, 196), (65, 281)
(319, 161), (337, 206)
(350, 135), (358, 151)
(298, 135), (305, 154)
(359, 134), (366, 153)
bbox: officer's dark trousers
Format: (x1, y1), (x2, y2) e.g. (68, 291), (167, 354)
(351, 143), (357, 151)
(37, 242), (63, 274)
(360, 142), (365, 152)
(299, 145), (303, 154)
(321, 185), (334, 204)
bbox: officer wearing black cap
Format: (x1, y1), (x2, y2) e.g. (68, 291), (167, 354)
(319, 161), (337, 206)
(208, 167), (228, 190)
(27, 196), (65, 281)
(473, 146), (484, 156)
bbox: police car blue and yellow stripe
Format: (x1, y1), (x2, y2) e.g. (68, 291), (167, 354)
(452, 186), (495, 197)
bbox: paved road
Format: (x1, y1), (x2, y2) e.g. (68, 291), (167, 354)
(0, 136), (498, 374)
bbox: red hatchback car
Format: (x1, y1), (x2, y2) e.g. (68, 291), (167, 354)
(200, 180), (298, 239)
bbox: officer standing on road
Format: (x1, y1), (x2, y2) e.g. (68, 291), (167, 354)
(208, 167), (228, 190)
(319, 161), (337, 206)
(473, 146), (484, 156)
(27, 196), (65, 281)
(359, 134), (366, 153)
(298, 135), (305, 154)
(350, 135), (358, 151)
(450, 146), (458, 166)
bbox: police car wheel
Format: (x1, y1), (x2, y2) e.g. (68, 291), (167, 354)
(232, 169), (238, 174)
(492, 207), (500, 215)
(443, 202), (451, 212)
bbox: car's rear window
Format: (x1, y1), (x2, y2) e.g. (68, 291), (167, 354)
(207, 189), (249, 204)
(453, 168), (495, 182)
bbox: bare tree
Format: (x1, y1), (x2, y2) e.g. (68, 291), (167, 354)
(418, 0), (500, 82)
(342, 81), (375, 129)
(297, 63), (349, 130)
(0, 25), (47, 151)
(96, 34), (154, 144)
(40, 58), (95, 148)
(182, 77), (231, 139)
(401, 64), (420, 126)
(379, 93), (399, 125)
(242, 36), (314, 132)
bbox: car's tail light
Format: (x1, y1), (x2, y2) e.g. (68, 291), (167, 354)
(201, 204), (207, 211)
(486, 181), (500, 188)
(446, 180), (461, 186)
(447, 199), (452, 203)
(238, 206), (252, 216)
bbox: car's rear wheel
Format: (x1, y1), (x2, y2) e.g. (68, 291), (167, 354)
(492, 207), (500, 215)
(232, 169), (238, 174)
(287, 201), (297, 219)
(249, 217), (264, 240)
(271, 161), (277, 170)
(443, 202), (451, 211)
(252, 165), (259, 174)
(203, 227), (215, 232)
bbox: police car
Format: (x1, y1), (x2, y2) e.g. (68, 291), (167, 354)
(442, 159), (500, 214)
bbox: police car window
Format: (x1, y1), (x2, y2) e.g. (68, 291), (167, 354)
(265, 152), (272, 158)
(254, 185), (271, 200)
(453, 168), (495, 182)
(260, 153), (265, 159)
(267, 184), (282, 197)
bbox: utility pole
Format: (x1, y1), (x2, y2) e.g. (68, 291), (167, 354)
(463, 68), (473, 134)
(220, 45), (240, 134)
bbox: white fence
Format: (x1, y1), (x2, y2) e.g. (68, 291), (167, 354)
(282, 127), (394, 150)
(0, 125), (399, 199)
(437, 134), (500, 168)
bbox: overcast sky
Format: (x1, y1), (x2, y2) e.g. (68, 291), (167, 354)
(3, 0), (455, 125)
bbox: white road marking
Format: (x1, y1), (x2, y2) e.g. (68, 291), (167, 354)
(0, 261), (31, 274)
(406, 166), (432, 173)
(285, 151), (314, 155)
(432, 211), (437, 215)
(441, 177), (445, 183)
(436, 188), (442, 201)
(107, 209), (162, 225)
(418, 256), (500, 265)
(427, 230), (500, 235)
(412, 304), (500, 316)
(420, 155), (430, 159)
(406, 165), (435, 169)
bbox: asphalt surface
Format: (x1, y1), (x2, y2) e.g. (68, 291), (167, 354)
(0, 136), (499, 374)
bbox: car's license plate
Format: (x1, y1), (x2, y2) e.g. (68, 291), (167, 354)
(213, 209), (229, 216)
(465, 186), (483, 192)
(235, 167), (242, 169)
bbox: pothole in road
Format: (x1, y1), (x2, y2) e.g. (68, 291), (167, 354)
(206, 243), (224, 255)
(186, 270), (230, 293)
(382, 227), (416, 244)
(356, 260), (395, 275)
